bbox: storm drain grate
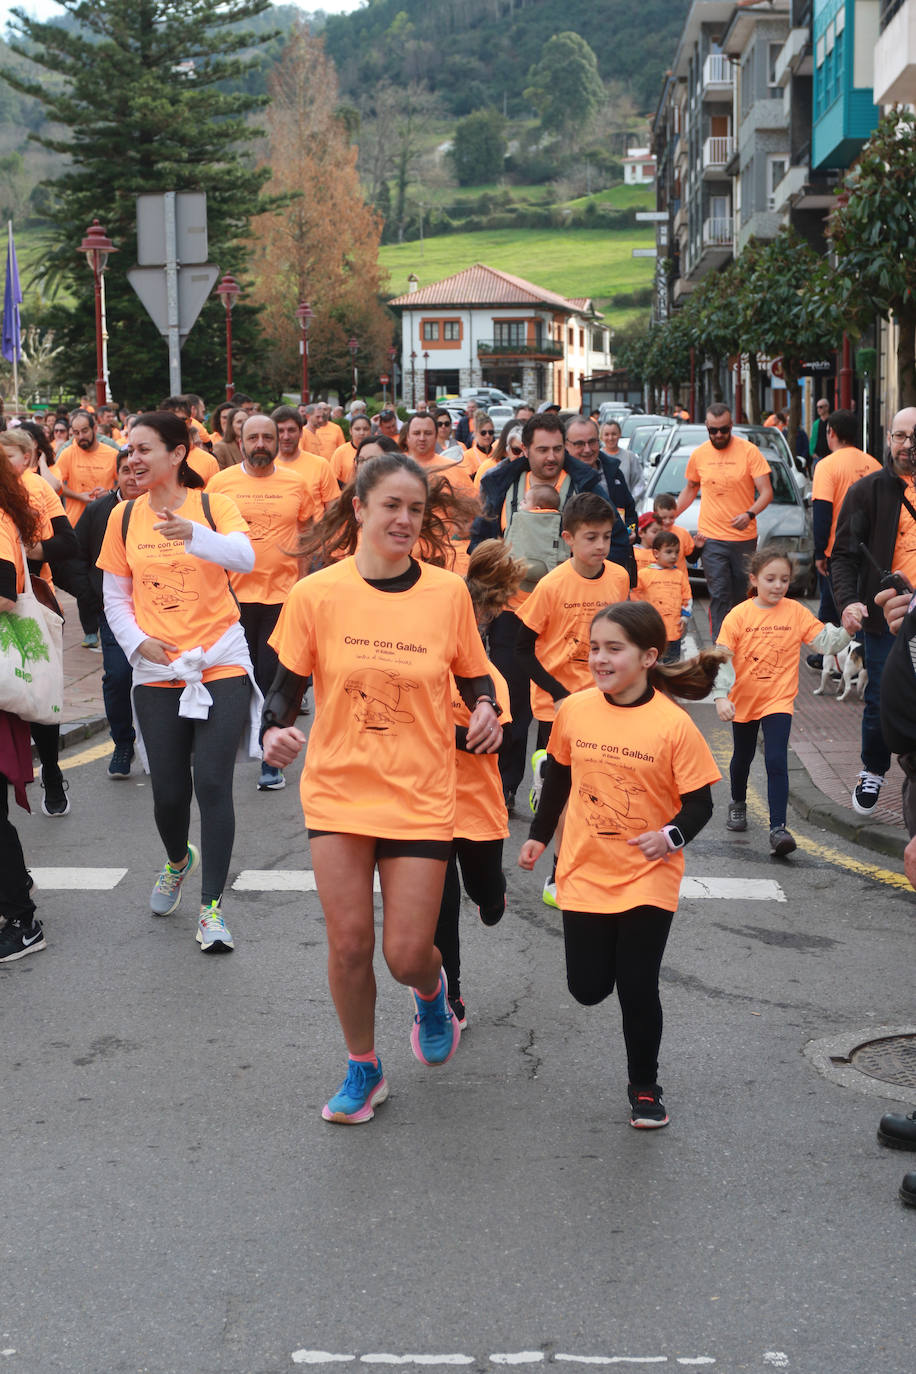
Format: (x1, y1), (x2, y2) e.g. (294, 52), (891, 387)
(847, 1034), (916, 1088)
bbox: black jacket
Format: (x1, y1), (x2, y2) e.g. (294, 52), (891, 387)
(831, 465), (910, 634)
(596, 450), (637, 535)
(74, 488), (120, 612)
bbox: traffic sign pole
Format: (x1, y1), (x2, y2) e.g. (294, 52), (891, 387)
(164, 192), (181, 393)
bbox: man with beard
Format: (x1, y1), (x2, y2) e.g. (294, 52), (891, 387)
(55, 410), (119, 526)
(674, 403), (772, 638)
(209, 414), (318, 790)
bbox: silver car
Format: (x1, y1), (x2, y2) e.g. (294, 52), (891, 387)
(641, 448), (814, 596)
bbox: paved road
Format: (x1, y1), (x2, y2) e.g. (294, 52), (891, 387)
(2, 708), (912, 1374)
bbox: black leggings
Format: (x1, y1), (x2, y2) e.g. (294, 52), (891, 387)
(0, 775), (36, 926)
(30, 722), (61, 782)
(134, 677), (250, 903)
(729, 713), (792, 828)
(562, 905), (673, 1087)
(239, 602), (283, 696)
(435, 838), (506, 999)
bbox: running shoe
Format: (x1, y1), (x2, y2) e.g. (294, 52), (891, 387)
(542, 878), (559, 909)
(257, 764), (286, 791)
(852, 771), (884, 815)
(479, 895), (505, 928)
(448, 995), (468, 1030)
(82, 632), (101, 651)
(726, 801), (747, 832)
(528, 748), (548, 814)
(108, 745), (133, 780)
(39, 766), (70, 817)
(196, 900), (234, 952)
(150, 843), (200, 916)
(410, 969), (460, 1066)
(322, 1058), (389, 1124)
(0, 919), (46, 963)
(769, 826), (797, 857)
(628, 1083), (669, 1129)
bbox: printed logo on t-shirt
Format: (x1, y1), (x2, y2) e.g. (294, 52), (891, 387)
(344, 667), (418, 732)
(140, 562), (200, 610)
(564, 612), (594, 665)
(245, 511), (278, 542)
(749, 645), (779, 679)
(578, 765), (648, 835)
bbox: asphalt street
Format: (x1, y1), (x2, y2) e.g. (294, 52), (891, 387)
(2, 705), (913, 1374)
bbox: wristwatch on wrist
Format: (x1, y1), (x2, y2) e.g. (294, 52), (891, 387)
(745, 510), (756, 520)
(661, 824), (686, 852)
(474, 694), (502, 715)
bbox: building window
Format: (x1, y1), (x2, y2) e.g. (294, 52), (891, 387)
(768, 42), (782, 96)
(578, 328), (585, 349)
(422, 321), (439, 341)
(767, 155), (787, 210)
(592, 329), (604, 352)
(567, 326), (574, 345)
(568, 370), (574, 388)
(442, 320), (460, 341)
(494, 321), (525, 347)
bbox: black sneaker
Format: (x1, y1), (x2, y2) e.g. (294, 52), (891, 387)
(108, 745), (133, 780)
(628, 1083), (669, 1129)
(852, 771), (884, 815)
(806, 653), (824, 672)
(878, 1110), (916, 1152)
(769, 826), (797, 857)
(39, 766), (70, 817)
(901, 1172), (916, 1207)
(479, 895), (505, 927)
(503, 790), (516, 816)
(726, 801), (747, 831)
(448, 994), (467, 1030)
(0, 919), (46, 962)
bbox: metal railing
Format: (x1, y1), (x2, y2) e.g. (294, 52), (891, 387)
(703, 53), (733, 88)
(702, 136), (734, 167)
(477, 339), (563, 358)
(702, 216), (733, 247)
(881, 0), (906, 33)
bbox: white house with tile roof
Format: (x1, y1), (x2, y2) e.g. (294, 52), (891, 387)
(387, 264), (614, 410)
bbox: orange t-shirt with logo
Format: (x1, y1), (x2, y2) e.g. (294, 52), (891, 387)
(277, 452), (337, 516)
(269, 557), (489, 840)
(811, 446), (882, 556)
(717, 597), (823, 721)
(55, 441), (118, 524)
(452, 658), (511, 842)
(97, 489), (249, 684)
(547, 687), (720, 913)
(632, 564), (691, 641)
(634, 545), (654, 569)
(684, 437), (770, 542)
(207, 464), (317, 604)
(22, 469), (66, 585)
(0, 508), (25, 593)
(331, 441), (358, 487)
(186, 447), (219, 487)
(518, 558), (630, 721)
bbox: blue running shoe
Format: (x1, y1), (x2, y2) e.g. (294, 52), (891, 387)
(410, 969), (461, 1066)
(322, 1058), (389, 1124)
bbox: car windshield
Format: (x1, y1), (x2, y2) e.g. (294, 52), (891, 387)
(621, 413), (672, 438)
(664, 424), (795, 466)
(654, 452), (797, 506)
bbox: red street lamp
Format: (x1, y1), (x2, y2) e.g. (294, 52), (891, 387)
(423, 349), (430, 404)
(388, 344), (398, 407)
(216, 273), (241, 401)
(348, 335), (359, 399)
(296, 300), (313, 404)
(78, 219), (117, 409)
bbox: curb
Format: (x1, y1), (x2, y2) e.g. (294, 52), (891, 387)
(787, 747), (906, 862)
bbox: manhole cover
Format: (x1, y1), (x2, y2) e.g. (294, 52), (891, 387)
(848, 1034), (916, 1088)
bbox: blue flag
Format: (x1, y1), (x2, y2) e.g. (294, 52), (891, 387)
(2, 224), (22, 363)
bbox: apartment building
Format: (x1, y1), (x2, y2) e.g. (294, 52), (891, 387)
(874, 0), (916, 101)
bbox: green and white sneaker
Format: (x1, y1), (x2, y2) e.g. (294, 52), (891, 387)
(529, 748), (548, 814)
(196, 900), (234, 953)
(542, 878), (559, 909)
(150, 843), (200, 916)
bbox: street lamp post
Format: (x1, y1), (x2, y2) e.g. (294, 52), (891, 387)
(216, 273), (241, 401)
(78, 219), (117, 409)
(296, 301), (313, 404)
(423, 350), (430, 404)
(348, 336), (359, 399)
(388, 345), (398, 408)
(410, 350), (417, 408)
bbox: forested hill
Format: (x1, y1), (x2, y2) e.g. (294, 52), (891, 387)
(323, 0), (685, 116)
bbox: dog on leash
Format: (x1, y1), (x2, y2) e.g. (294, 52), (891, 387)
(813, 641), (867, 700)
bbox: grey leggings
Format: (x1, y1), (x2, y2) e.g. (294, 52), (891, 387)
(134, 676), (250, 903)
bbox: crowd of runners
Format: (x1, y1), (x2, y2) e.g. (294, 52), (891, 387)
(0, 391), (914, 1184)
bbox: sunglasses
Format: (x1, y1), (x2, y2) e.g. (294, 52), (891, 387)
(707, 425), (732, 435)
(477, 428), (494, 435)
(436, 420), (451, 427)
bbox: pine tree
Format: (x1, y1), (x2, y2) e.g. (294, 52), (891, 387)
(3, 0), (280, 407)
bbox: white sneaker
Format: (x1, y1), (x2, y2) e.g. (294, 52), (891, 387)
(196, 901), (234, 952)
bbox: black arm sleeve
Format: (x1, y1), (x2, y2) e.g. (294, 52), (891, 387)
(260, 664), (309, 743)
(670, 784), (714, 844)
(37, 513), (79, 564)
(454, 673), (497, 712)
(0, 558), (17, 601)
(515, 622), (570, 701)
(529, 756), (571, 845)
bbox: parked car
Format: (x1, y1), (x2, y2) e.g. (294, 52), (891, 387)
(640, 448), (814, 595)
(486, 405), (515, 428)
(653, 423), (810, 499)
(598, 402), (642, 425)
(460, 386), (512, 405)
(618, 413), (677, 447)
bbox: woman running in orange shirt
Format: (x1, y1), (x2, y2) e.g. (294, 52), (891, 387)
(519, 602), (722, 1130)
(262, 453), (502, 1124)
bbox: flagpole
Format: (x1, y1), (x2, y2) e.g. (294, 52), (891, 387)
(7, 222), (19, 414)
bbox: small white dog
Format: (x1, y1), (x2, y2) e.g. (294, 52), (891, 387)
(813, 641), (867, 701)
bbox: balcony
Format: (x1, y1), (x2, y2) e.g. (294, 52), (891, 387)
(702, 216), (733, 248)
(874, 0), (916, 104)
(773, 26), (812, 85)
(477, 339), (563, 359)
(702, 53), (733, 98)
(702, 136), (734, 175)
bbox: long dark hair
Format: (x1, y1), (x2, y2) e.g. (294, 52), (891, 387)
(0, 448), (41, 545)
(133, 411), (204, 489)
(18, 420), (56, 469)
(590, 602), (725, 700)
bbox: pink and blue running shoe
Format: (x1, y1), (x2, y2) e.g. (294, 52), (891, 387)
(410, 969), (461, 1066)
(322, 1058), (389, 1124)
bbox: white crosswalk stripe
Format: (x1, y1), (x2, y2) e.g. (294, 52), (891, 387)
(28, 867), (127, 890)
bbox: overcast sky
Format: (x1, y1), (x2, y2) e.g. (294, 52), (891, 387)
(1, 0), (363, 35)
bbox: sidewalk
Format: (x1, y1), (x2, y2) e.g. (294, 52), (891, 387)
(54, 590), (108, 748)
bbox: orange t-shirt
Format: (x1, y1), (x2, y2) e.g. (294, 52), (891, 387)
(547, 687), (720, 913)
(22, 469), (66, 585)
(55, 441), (118, 524)
(97, 489), (249, 682)
(811, 446), (881, 556)
(299, 426), (323, 456)
(411, 453), (479, 579)
(0, 508), (25, 593)
(717, 597), (823, 721)
(269, 557), (489, 840)
(518, 558), (630, 721)
(667, 522), (695, 573)
(473, 455), (499, 489)
(452, 658), (511, 842)
(186, 447), (219, 487)
(460, 443), (488, 478)
(277, 452), (337, 516)
(632, 564), (691, 640)
(684, 437), (770, 542)
(892, 498), (916, 586)
(634, 545), (654, 569)
(207, 464), (317, 604)
(317, 421), (345, 460)
(330, 441), (358, 488)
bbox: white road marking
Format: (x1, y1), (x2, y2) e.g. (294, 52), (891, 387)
(679, 877), (785, 902)
(557, 1360), (667, 1366)
(232, 870), (381, 894)
(677, 1362), (716, 1368)
(292, 1357), (356, 1366)
(491, 1358), (545, 1366)
(28, 867), (127, 890)
(290, 1355), (726, 1369)
(762, 1357), (788, 1370)
(361, 1360), (474, 1367)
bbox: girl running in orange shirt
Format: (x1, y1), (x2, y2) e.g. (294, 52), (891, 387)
(713, 549), (852, 857)
(519, 602), (722, 1129)
(262, 453), (502, 1124)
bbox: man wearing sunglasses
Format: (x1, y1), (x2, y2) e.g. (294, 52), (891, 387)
(674, 403), (772, 638)
(459, 411), (496, 476)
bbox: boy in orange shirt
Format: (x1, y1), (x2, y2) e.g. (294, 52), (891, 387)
(632, 530), (692, 663)
(652, 491), (704, 573)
